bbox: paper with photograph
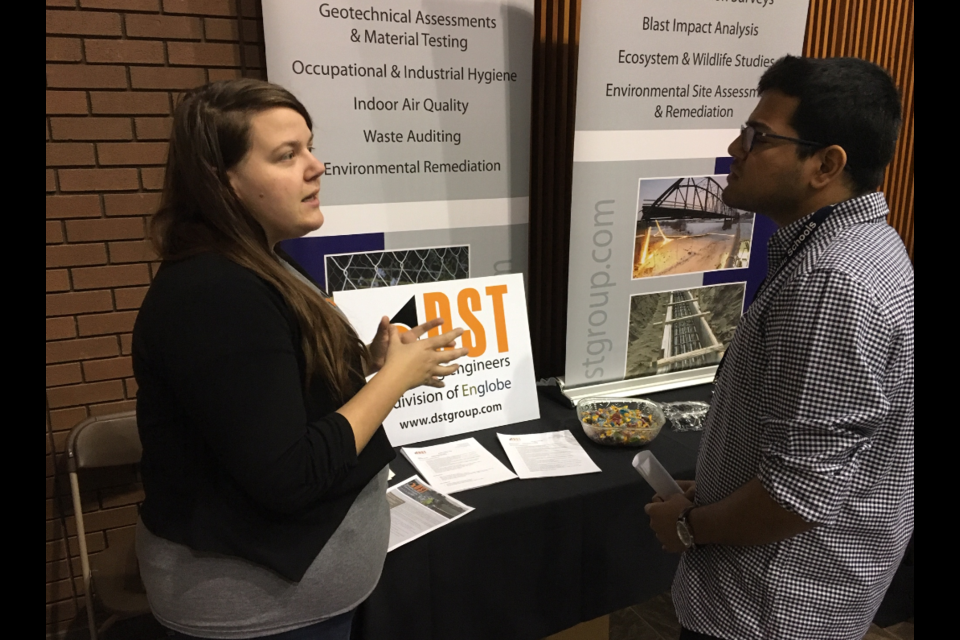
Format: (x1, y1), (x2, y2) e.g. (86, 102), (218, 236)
(387, 476), (474, 552)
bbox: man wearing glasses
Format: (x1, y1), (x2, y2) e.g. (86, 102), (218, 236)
(644, 56), (913, 640)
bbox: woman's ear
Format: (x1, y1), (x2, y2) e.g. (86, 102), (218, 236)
(224, 166), (242, 200)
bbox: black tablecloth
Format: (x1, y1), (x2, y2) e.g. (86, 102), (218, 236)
(352, 385), (711, 640)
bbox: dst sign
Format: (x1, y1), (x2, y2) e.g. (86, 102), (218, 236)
(399, 285), (509, 355)
(334, 274), (539, 446)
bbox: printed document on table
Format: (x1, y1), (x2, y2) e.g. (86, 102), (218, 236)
(497, 430), (602, 479)
(400, 437), (517, 494)
(387, 476), (474, 552)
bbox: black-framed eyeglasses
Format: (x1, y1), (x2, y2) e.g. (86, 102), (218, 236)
(740, 124), (826, 154)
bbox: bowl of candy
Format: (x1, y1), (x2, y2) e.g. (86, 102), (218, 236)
(576, 397), (665, 447)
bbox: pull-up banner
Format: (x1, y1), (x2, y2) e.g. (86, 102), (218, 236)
(561, 1), (808, 400)
(262, 1), (533, 293)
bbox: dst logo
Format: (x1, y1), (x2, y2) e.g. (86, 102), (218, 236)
(388, 285), (511, 357)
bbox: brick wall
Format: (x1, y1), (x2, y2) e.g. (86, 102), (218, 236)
(45, 1), (264, 636)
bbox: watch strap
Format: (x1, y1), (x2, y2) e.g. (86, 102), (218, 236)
(677, 506), (697, 550)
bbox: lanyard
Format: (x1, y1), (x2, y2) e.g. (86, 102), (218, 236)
(750, 205), (834, 304)
(713, 205), (835, 383)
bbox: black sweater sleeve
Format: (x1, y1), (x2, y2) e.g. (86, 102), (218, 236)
(141, 255), (359, 515)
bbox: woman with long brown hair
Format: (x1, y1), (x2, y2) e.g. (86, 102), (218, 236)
(132, 79), (466, 639)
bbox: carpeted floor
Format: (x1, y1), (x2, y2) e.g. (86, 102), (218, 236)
(100, 591), (915, 640)
(609, 592), (914, 640)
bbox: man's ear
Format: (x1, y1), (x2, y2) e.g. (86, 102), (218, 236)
(810, 145), (848, 189)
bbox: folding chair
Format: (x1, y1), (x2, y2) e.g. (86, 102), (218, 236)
(66, 411), (149, 640)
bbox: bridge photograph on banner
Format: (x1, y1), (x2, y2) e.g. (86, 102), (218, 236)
(632, 176), (754, 280)
(560, 0), (809, 401)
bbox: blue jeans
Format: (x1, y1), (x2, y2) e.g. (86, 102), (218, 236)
(166, 610), (354, 640)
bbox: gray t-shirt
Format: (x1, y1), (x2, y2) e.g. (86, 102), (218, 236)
(137, 468), (389, 639)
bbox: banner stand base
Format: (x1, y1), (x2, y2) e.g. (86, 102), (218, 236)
(557, 366), (718, 406)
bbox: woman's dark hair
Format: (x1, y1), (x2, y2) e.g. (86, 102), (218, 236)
(758, 56), (902, 194)
(152, 79), (367, 402)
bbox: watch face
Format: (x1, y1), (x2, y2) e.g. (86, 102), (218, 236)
(677, 520), (694, 547)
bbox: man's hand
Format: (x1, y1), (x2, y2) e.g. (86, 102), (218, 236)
(367, 316), (445, 374)
(650, 480), (696, 504)
(677, 480), (696, 502)
(648, 478), (817, 549)
(644, 492), (694, 553)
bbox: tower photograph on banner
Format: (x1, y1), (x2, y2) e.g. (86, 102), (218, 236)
(633, 175), (755, 280)
(624, 282), (746, 380)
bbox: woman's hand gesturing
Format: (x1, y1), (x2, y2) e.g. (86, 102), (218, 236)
(339, 317), (469, 453)
(368, 316), (445, 374)
(379, 320), (469, 391)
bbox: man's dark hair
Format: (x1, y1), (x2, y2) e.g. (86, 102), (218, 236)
(758, 55), (901, 194)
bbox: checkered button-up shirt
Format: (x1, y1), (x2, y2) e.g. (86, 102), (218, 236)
(673, 192), (914, 640)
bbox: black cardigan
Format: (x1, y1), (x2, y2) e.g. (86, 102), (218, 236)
(132, 253), (395, 582)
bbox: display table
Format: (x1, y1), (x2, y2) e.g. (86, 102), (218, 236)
(352, 384), (711, 640)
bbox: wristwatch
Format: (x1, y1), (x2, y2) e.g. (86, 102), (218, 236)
(677, 506), (697, 550)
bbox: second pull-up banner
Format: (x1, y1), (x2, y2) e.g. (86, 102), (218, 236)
(560, 0), (809, 399)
